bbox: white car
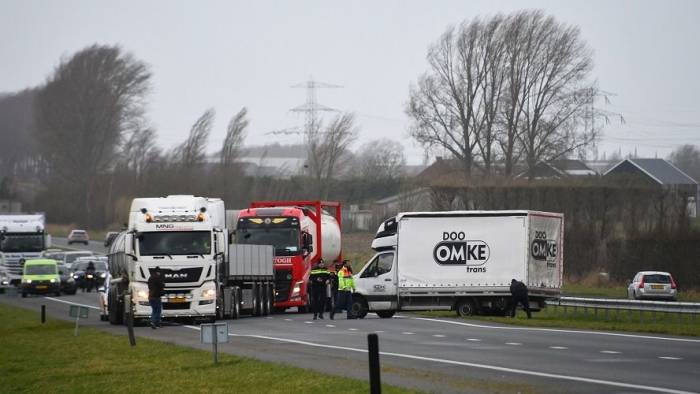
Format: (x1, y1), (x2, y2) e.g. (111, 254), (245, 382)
(627, 271), (677, 301)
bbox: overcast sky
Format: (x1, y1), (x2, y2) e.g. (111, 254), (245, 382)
(2, 0), (699, 164)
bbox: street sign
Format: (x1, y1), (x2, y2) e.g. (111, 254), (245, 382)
(69, 305), (89, 318)
(200, 322), (228, 364)
(200, 322), (229, 344)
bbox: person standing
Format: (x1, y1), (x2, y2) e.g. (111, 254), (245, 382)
(327, 265), (339, 319)
(148, 267), (165, 329)
(309, 260), (330, 320)
(509, 279), (531, 319)
(334, 260), (356, 320)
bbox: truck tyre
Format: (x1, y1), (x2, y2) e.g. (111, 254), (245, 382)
(251, 283), (260, 316)
(376, 310), (395, 319)
(262, 283), (270, 316)
(108, 288), (123, 325)
(257, 283), (265, 316)
(456, 299), (477, 317)
(21, 292), (27, 298)
(351, 295), (368, 319)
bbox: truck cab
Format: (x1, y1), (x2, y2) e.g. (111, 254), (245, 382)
(0, 214), (49, 285)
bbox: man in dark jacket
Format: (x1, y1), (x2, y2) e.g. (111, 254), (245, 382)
(148, 267), (165, 329)
(309, 260), (330, 320)
(509, 279), (531, 319)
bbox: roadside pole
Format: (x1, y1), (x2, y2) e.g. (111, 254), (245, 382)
(201, 322), (228, 365)
(41, 304), (46, 324)
(125, 294), (136, 347)
(368, 333), (381, 394)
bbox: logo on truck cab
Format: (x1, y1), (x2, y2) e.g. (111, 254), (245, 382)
(433, 232), (490, 272)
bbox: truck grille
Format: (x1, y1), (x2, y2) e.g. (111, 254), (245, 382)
(4, 262), (23, 275)
(150, 267), (203, 283)
(275, 269), (292, 302)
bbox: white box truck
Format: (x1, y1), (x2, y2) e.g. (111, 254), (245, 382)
(352, 210), (563, 318)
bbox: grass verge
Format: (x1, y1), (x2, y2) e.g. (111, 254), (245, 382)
(0, 303), (417, 394)
(418, 307), (700, 337)
(562, 283), (700, 302)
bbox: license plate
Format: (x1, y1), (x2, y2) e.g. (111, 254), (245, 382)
(169, 297), (187, 303)
(36, 285), (47, 289)
(651, 284), (663, 290)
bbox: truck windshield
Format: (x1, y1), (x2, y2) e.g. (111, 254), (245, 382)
(236, 217), (301, 256)
(0, 234), (45, 253)
(138, 231), (211, 256)
(25, 264), (56, 275)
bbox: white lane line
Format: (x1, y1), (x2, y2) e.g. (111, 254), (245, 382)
(304, 321), (313, 324)
(284, 318), (292, 321)
(411, 317), (700, 343)
(181, 325), (692, 394)
(326, 324), (335, 328)
(43, 296), (101, 310)
(659, 356), (683, 360)
(550, 346), (568, 350)
(348, 328), (358, 331)
(402, 332), (415, 335)
(505, 342), (522, 346)
(432, 334), (446, 338)
(375, 331), (385, 333)
(467, 338), (481, 342)
(600, 350), (621, 354)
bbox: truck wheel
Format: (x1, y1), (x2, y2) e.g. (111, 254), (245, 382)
(262, 283), (270, 316)
(376, 310), (395, 319)
(257, 283), (265, 316)
(351, 295), (368, 319)
(231, 289), (239, 319)
(456, 299), (477, 317)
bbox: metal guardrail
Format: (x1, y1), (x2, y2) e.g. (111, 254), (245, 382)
(543, 296), (700, 324)
(551, 297), (700, 314)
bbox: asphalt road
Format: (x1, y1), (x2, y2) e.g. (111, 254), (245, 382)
(52, 236), (107, 254)
(2, 289), (698, 394)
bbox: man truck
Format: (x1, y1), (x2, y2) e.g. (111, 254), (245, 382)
(0, 213), (50, 285)
(352, 210), (563, 318)
(235, 200), (342, 312)
(106, 195), (275, 325)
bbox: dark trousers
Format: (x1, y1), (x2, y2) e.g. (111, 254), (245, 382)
(333, 290), (354, 318)
(510, 295), (532, 318)
(311, 286), (326, 317)
(149, 297), (162, 325)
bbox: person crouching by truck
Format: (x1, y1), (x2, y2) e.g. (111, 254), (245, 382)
(309, 260), (330, 320)
(332, 260), (356, 320)
(509, 279), (532, 319)
(148, 267), (165, 329)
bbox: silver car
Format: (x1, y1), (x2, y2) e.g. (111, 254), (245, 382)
(627, 271), (677, 301)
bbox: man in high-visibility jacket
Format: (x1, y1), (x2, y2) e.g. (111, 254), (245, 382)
(332, 260), (355, 320)
(309, 260), (330, 320)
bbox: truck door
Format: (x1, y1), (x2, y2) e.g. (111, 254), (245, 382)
(359, 252), (397, 311)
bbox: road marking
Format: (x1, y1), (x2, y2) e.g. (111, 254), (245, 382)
(375, 330), (385, 333)
(432, 334), (446, 338)
(326, 324), (335, 328)
(304, 321), (313, 324)
(411, 317), (700, 343)
(600, 350), (621, 354)
(348, 328), (358, 331)
(181, 325), (693, 394)
(43, 296), (100, 310)
(466, 338), (481, 342)
(505, 342), (522, 346)
(401, 332), (415, 335)
(284, 318), (292, 321)
(659, 357), (682, 360)
(550, 346), (568, 350)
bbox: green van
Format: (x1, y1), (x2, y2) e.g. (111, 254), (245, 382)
(21, 259), (61, 297)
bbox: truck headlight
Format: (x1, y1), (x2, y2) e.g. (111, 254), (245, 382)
(291, 281), (304, 297)
(100, 273), (107, 278)
(201, 289), (216, 299)
(136, 289), (149, 300)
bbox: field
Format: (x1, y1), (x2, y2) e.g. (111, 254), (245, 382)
(0, 303), (415, 394)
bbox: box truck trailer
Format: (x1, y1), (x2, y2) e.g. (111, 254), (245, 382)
(352, 210), (563, 318)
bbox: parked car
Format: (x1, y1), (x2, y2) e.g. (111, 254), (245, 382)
(104, 231), (119, 247)
(41, 250), (76, 294)
(68, 229), (90, 245)
(628, 271), (677, 301)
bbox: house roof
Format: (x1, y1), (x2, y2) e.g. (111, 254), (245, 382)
(604, 158), (698, 185)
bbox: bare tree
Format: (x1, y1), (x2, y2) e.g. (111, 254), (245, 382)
(220, 107), (248, 167)
(172, 108), (214, 166)
(354, 138), (406, 180)
(34, 44), (151, 226)
(669, 144), (700, 182)
(306, 112), (358, 198)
